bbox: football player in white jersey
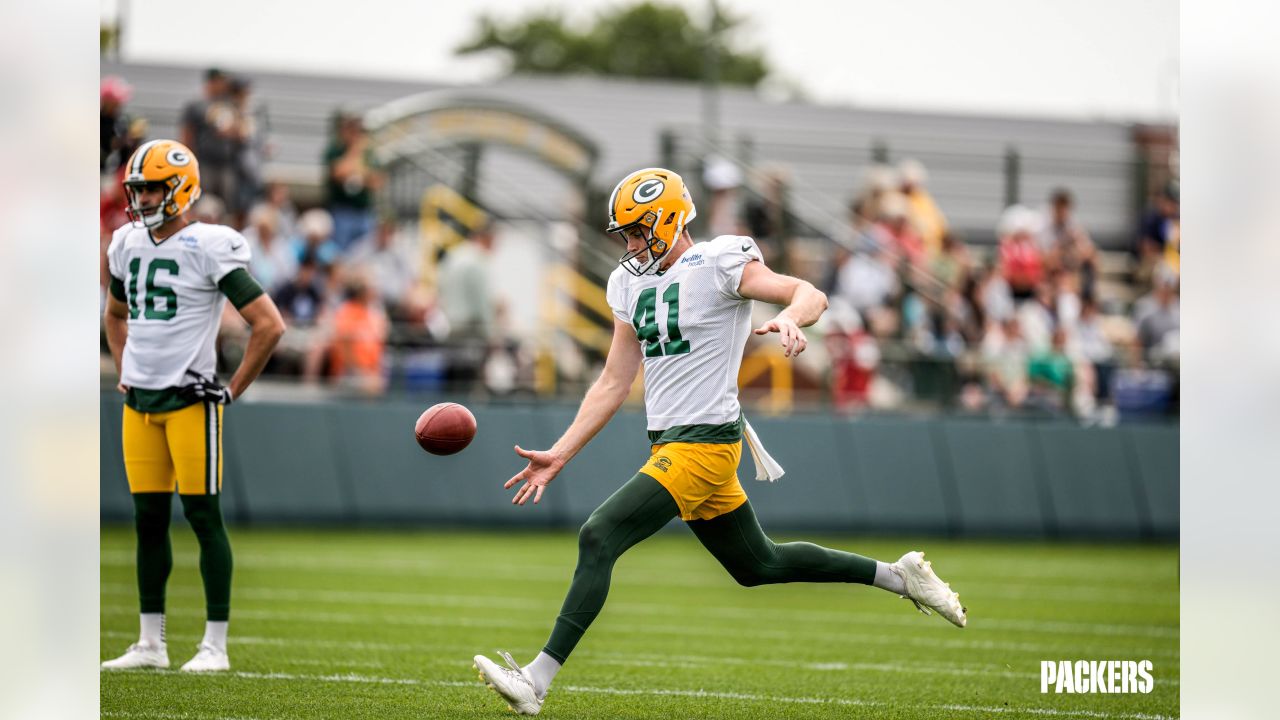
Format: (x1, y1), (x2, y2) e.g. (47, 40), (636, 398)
(474, 168), (967, 715)
(101, 139), (285, 673)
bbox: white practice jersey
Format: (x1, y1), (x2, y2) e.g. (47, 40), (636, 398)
(606, 235), (763, 433)
(107, 221), (252, 390)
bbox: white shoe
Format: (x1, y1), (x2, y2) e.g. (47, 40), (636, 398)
(473, 651), (544, 715)
(101, 641), (169, 670)
(180, 643), (230, 672)
(895, 550), (968, 628)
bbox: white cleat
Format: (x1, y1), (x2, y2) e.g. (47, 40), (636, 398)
(473, 651), (544, 716)
(179, 643), (230, 672)
(895, 550), (968, 628)
(101, 641), (169, 670)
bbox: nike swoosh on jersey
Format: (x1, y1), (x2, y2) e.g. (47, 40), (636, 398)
(741, 243), (751, 251)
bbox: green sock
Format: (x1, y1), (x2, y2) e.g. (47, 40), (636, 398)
(179, 494), (234, 622)
(543, 472), (678, 663)
(133, 493), (173, 614)
(687, 499), (878, 586)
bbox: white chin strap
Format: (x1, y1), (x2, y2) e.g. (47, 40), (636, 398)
(624, 249), (664, 276)
(137, 209), (167, 228)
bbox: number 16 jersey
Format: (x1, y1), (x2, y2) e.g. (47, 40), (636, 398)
(605, 235), (763, 438)
(107, 221), (252, 391)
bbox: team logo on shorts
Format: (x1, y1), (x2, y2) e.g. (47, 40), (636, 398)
(633, 179), (665, 203)
(652, 456), (673, 473)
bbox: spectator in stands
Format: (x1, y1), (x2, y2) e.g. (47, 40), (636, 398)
(101, 172), (131, 237)
(438, 221), (498, 388)
(229, 76), (265, 226)
(829, 197), (889, 289)
(744, 165), (791, 274)
(1039, 188), (1098, 299)
(100, 76), (133, 174)
(242, 204), (297, 295)
(1027, 327), (1074, 413)
(1134, 264), (1179, 364)
(929, 231), (973, 292)
(918, 289), (970, 360)
(703, 156), (746, 239)
(193, 194), (227, 225)
(266, 251), (328, 378)
(852, 164), (897, 224)
(823, 298), (879, 413)
(1016, 279), (1056, 353)
(973, 260), (1015, 327)
(263, 181), (298, 242)
(875, 192), (925, 267)
(1073, 296), (1116, 409)
(996, 204), (1044, 301)
(898, 158), (948, 257)
(273, 251), (327, 329)
(981, 316), (1030, 410)
(1052, 268), (1083, 330)
(180, 68), (239, 217)
(325, 271), (389, 395)
(833, 231), (899, 336)
(293, 207), (340, 267)
(437, 221), (496, 342)
(1135, 180), (1179, 290)
(348, 217), (418, 318)
(324, 112), (382, 253)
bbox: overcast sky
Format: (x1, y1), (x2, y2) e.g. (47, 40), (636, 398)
(102, 0), (1178, 122)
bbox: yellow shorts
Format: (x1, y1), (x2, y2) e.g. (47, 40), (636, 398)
(122, 402), (223, 496)
(641, 441), (747, 522)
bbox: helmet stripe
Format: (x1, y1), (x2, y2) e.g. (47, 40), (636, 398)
(607, 181), (622, 225)
(131, 139), (161, 175)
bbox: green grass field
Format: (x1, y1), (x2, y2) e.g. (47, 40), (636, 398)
(100, 527), (1178, 719)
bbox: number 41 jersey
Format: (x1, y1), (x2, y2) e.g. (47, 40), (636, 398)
(107, 221), (252, 391)
(606, 235), (764, 435)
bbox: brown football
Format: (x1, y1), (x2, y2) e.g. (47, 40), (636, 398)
(414, 403), (477, 455)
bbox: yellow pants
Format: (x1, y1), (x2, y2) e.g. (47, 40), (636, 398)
(641, 441), (747, 521)
(122, 402), (223, 495)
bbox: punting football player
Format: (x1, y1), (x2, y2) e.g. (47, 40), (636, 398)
(101, 139), (285, 673)
(474, 167), (967, 715)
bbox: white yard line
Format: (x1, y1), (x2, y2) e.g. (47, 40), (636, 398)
(98, 582), (1178, 639)
(98, 551), (1178, 603)
(101, 630), (1177, 685)
(101, 604), (1181, 661)
(102, 668), (1176, 719)
(104, 707), (264, 712)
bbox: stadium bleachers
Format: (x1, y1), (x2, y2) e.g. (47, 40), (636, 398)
(103, 60), (1143, 249)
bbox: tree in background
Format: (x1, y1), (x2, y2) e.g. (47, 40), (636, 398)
(455, 1), (770, 87)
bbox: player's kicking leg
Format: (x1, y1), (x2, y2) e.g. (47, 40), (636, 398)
(473, 472), (679, 715)
(687, 499), (967, 627)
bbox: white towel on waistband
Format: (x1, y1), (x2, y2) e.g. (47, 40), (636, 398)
(743, 418), (785, 482)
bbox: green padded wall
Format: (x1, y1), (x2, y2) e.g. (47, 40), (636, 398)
(100, 392), (1177, 538)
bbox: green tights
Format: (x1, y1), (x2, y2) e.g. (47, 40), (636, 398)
(543, 473), (877, 663)
(133, 492), (233, 622)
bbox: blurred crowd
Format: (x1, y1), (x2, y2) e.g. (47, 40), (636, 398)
(100, 70), (1179, 420)
(810, 161), (1179, 421)
(100, 70), (533, 399)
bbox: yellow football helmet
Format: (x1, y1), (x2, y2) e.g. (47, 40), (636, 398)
(606, 167), (697, 276)
(123, 139), (202, 229)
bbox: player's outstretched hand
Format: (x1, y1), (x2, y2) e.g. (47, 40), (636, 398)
(504, 445), (565, 506)
(753, 315), (807, 358)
